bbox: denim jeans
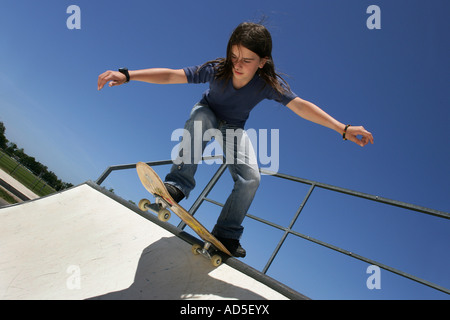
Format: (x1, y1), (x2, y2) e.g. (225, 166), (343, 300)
(165, 103), (261, 240)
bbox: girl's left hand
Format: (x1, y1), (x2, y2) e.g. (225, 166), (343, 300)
(345, 125), (374, 147)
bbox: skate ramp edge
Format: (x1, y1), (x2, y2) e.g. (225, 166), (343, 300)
(0, 181), (309, 300)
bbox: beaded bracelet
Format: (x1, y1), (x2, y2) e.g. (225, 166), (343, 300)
(343, 125), (351, 140)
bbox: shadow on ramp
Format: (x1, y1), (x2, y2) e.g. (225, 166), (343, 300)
(88, 236), (266, 300)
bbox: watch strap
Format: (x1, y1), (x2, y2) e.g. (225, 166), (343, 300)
(118, 68), (130, 83)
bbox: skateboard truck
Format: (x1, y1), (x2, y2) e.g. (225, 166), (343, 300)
(191, 242), (223, 267)
(138, 197), (171, 222)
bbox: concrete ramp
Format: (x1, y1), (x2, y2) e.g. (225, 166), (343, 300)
(0, 182), (307, 300)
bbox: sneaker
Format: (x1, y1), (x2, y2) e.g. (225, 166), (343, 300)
(216, 236), (246, 258)
(164, 183), (185, 203)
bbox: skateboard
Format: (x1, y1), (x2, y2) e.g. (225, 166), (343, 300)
(136, 162), (231, 266)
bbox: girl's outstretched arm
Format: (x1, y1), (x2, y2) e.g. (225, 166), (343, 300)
(97, 68), (187, 90)
(286, 97), (374, 147)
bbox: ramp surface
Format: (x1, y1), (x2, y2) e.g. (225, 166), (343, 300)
(0, 183), (305, 300)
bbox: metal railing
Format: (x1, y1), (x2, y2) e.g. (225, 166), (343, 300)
(96, 158), (450, 295)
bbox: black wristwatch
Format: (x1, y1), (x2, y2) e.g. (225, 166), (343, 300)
(118, 67), (130, 83)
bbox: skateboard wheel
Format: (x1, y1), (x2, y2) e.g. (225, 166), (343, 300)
(157, 209), (171, 222)
(191, 244), (201, 255)
(138, 199), (151, 211)
(211, 254), (222, 267)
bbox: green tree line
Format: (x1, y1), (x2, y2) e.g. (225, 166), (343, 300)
(0, 122), (73, 191)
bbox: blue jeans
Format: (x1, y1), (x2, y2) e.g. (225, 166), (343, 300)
(165, 104), (260, 240)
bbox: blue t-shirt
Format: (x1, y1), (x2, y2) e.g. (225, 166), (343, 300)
(183, 63), (297, 128)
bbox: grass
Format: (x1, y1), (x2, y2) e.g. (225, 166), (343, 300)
(0, 150), (56, 198)
(0, 186), (18, 204)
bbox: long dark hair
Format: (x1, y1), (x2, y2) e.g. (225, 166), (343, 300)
(200, 22), (290, 96)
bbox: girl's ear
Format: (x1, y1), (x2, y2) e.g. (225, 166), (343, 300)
(259, 57), (269, 69)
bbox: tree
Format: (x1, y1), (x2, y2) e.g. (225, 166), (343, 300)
(0, 122), (8, 149)
(0, 122), (74, 191)
(5, 142), (17, 156)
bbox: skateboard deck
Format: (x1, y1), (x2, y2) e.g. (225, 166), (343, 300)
(136, 162), (231, 265)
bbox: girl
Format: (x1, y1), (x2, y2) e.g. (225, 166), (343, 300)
(98, 22), (374, 257)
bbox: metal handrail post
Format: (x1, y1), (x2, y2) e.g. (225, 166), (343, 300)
(177, 162), (227, 230)
(262, 184), (315, 274)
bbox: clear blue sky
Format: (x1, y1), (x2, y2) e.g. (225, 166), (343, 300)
(1, 0), (448, 299)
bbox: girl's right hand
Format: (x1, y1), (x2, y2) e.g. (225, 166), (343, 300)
(97, 70), (127, 90)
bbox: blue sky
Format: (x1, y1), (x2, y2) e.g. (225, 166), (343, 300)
(1, 0), (448, 299)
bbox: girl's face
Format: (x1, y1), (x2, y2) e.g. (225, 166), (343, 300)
(230, 45), (267, 86)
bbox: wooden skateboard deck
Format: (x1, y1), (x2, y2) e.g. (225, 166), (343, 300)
(136, 162), (231, 265)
